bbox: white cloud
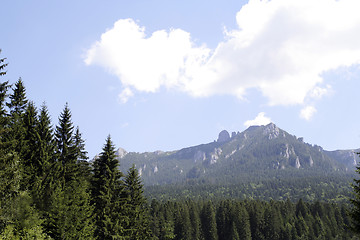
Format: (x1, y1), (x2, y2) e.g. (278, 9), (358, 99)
(300, 105), (317, 120)
(244, 112), (272, 127)
(85, 0), (360, 106)
(118, 87), (134, 103)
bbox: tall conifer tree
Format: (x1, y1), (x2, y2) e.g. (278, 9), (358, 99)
(91, 135), (126, 239)
(32, 103), (56, 213)
(124, 164), (152, 239)
(350, 155), (360, 234)
(47, 104), (94, 239)
(200, 201), (218, 240)
(6, 78), (28, 157)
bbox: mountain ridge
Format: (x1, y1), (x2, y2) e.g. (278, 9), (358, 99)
(114, 123), (360, 186)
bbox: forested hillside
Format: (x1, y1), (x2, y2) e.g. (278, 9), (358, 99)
(115, 122), (358, 203)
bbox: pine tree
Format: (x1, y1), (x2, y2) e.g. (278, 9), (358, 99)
(32, 103), (56, 213)
(21, 102), (39, 188)
(174, 203), (191, 240)
(6, 78), (28, 157)
(47, 104), (94, 239)
(229, 221), (240, 240)
(91, 135), (126, 239)
(124, 164), (152, 239)
(74, 126), (92, 182)
(350, 156), (360, 235)
(0, 53), (22, 232)
(55, 103), (76, 183)
(200, 201), (218, 240)
(0, 52), (50, 239)
(0, 49), (8, 77)
(235, 204), (251, 240)
(188, 201), (202, 240)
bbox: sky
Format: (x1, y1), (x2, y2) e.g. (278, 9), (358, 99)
(2, 0), (360, 158)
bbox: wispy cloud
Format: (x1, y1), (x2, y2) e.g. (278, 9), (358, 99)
(244, 112), (272, 128)
(300, 106), (317, 121)
(85, 0), (360, 108)
(118, 87), (134, 103)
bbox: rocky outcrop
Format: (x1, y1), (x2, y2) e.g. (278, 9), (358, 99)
(217, 130), (230, 143)
(116, 147), (128, 158)
(194, 150), (206, 163)
(308, 155), (314, 167)
(263, 123), (280, 139)
(210, 148), (222, 164)
(294, 157), (301, 169)
(281, 144), (295, 159)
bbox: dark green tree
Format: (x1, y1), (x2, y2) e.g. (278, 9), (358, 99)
(6, 78), (28, 157)
(47, 104), (94, 239)
(0, 52), (22, 233)
(124, 164), (152, 239)
(55, 103), (76, 182)
(91, 135), (126, 239)
(200, 201), (218, 240)
(350, 155), (360, 235)
(0, 49), (8, 76)
(236, 205), (251, 240)
(21, 102), (39, 188)
(32, 103), (57, 213)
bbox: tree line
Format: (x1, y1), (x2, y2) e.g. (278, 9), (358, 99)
(148, 198), (354, 240)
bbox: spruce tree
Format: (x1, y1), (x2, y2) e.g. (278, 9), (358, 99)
(350, 156), (360, 234)
(0, 49), (8, 76)
(0, 54), (22, 232)
(47, 104), (94, 239)
(21, 101), (39, 188)
(200, 201), (218, 240)
(124, 164), (152, 239)
(55, 103), (76, 183)
(32, 103), (56, 213)
(6, 78), (28, 157)
(91, 135), (126, 239)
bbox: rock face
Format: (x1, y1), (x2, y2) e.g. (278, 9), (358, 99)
(210, 148), (222, 164)
(263, 123), (280, 139)
(116, 147), (128, 158)
(194, 150), (206, 163)
(217, 130), (230, 143)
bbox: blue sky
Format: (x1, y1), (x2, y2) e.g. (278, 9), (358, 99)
(2, 0), (360, 158)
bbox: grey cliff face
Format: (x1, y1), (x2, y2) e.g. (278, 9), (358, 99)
(217, 130), (230, 143)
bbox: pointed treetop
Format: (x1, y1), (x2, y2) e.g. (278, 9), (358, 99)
(8, 77), (28, 115)
(0, 49), (8, 76)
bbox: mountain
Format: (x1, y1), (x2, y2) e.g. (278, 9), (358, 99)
(116, 123), (359, 186)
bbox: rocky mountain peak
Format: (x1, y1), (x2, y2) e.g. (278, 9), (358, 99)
(116, 147), (128, 158)
(263, 123), (280, 139)
(217, 130), (230, 143)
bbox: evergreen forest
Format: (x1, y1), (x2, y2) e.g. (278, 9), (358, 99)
(1, 50), (360, 239)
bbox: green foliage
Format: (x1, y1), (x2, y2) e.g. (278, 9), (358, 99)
(350, 152), (360, 235)
(0, 49), (8, 76)
(91, 135), (126, 239)
(149, 199), (354, 240)
(124, 164), (152, 239)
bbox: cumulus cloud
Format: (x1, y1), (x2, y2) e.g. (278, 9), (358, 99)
(244, 112), (272, 127)
(300, 105), (317, 121)
(85, 0), (360, 106)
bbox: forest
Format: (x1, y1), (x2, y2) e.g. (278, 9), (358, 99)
(0, 50), (360, 239)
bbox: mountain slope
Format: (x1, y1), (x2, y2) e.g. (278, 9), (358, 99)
(116, 123), (359, 186)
